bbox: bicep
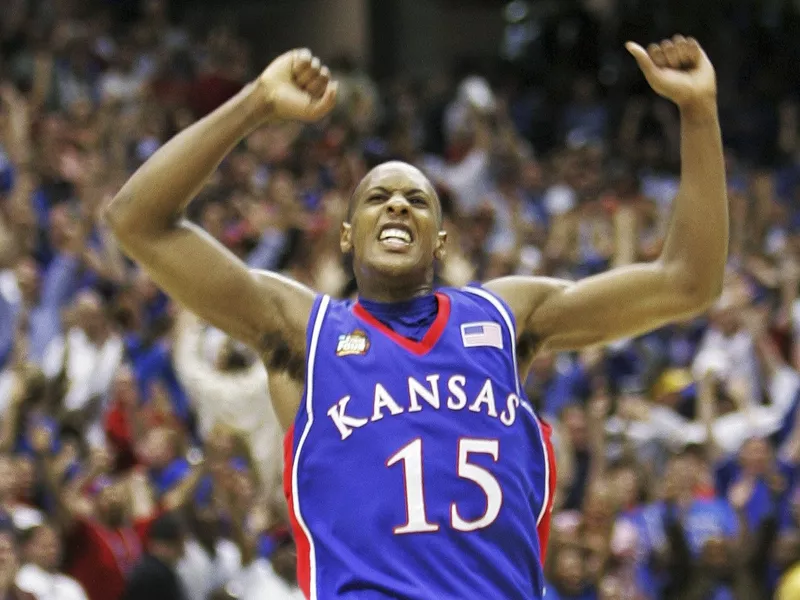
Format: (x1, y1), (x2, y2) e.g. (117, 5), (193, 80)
(116, 219), (313, 352)
(491, 262), (710, 353)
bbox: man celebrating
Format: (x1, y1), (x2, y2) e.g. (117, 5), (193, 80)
(105, 35), (727, 600)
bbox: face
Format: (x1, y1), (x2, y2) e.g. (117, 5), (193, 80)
(74, 293), (106, 340)
(26, 525), (61, 570)
(138, 427), (175, 470)
(598, 575), (624, 600)
(561, 406), (588, 450)
(662, 455), (697, 499)
(613, 466), (640, 507)
(96, 482), (127, 527)
(553, 547), (585, 594)
(341, 162), (445, 291)
(14, 457), (35, 500)
(739, 437), (772, 476)
(0, 457), (15, 498)
(583, 482), (616, 528)
(701, 536), (730, 573)
(0, 532), (18, 579)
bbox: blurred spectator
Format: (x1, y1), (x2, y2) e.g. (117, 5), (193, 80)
(172, 308), (282, 490)
(16, 521), (88, 600)
(42, 291), (123, 447)
(122, 511), (187, 600)
(0, 525), (35, 600)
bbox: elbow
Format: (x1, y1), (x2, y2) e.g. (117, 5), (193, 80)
(663, 256), (725, 317)
(673, 272), (724, 317)
(103, 191), (171, 245)
(101, 194), (132, 241)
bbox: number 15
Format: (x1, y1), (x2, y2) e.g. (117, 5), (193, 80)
(386, 438), (503, 534)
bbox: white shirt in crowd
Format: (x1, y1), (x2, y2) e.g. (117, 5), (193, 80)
(42, 327), (124, 448)
(16, 563), (88, 600)
(173, 311), (283, 488)
(177, 538), (242, 600)
(607, 366), (800, 455)
(692, 326), (761, 404)
(234, 559), (305, 600)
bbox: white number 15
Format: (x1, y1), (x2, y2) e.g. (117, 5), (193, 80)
(386, 438), (503, 534)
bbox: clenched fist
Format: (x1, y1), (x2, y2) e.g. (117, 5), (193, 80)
(626, 35), (716, 111)
(258, 48), (338, 122)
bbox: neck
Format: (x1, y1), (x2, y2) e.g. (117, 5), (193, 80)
(355, 271), (434, 303)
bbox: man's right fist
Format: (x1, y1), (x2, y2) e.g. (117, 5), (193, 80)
(258, 48), (338, 122)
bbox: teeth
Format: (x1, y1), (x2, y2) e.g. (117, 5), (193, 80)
(379, 228), (411, 243)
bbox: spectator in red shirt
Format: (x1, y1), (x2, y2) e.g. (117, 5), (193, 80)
(31, 426), (154, 600)
(103, 366), (142, 472)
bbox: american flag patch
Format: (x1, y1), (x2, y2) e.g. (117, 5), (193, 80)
(460, 322), (503, 349)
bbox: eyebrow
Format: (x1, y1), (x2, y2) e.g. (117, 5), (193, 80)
(367, 186), (428, 197)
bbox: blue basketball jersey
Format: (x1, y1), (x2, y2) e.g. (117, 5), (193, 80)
(284, 286), (555, 600)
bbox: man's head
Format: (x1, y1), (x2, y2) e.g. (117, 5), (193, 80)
(138, 426), (180, 471)
(21, 522), (61, 571)
(341, 161), (446, 298)
(95, 479), (128, 528)
(551, 545), (587, 595)
(739, 436), (773, 476)
(73, 290), (108, 342)
(700, 535), (732, 576)
(0, 527), (19, 587)
(147, 512), (185, 566)
(0, 455), (17, 500)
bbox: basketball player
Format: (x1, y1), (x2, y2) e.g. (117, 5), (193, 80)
(104, 36), (727, 600)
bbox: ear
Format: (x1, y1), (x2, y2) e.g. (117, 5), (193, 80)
(340, 222), (353, 254)
(434, 230), (447, 261)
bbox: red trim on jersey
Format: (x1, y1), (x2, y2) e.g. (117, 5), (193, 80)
(536, 418), (557, 565)
(353, 292), (451, 356)
(283, 424), (312, 599)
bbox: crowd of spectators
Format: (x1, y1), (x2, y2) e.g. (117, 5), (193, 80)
(2, 0), (800, 598)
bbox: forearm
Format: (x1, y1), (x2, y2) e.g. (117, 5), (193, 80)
(105, 82), (268, 238)
(660, 103), (728, 300)
(162, 465), (205, 511)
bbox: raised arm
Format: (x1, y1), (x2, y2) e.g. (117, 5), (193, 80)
(103, 50), (336, 389)
(488, 36), (727, 356)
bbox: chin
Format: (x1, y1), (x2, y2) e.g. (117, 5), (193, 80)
(366, 254), (426, 279)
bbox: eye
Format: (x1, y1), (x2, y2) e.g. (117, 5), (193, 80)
(409, 196), (427, 207)
(367, 194), (386, 204)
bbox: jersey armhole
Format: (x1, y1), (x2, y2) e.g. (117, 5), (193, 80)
(461, 285), (521, 397)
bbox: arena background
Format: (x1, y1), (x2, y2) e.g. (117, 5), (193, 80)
(2, 0), (800, 598)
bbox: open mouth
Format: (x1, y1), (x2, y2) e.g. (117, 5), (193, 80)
(378, 224), (413, 249)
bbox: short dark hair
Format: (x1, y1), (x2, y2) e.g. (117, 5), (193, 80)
(148, 512), (185, 545)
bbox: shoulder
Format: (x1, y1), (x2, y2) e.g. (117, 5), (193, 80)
(482, 276), (572, 330)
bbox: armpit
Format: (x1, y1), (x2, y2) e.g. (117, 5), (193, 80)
(260, 331), (306, 382)
(516, 330), (541, 365)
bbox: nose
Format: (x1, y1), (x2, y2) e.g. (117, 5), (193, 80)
(385, 193), (410, 216)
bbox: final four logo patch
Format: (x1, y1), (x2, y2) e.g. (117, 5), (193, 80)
(336, 330), (370, 357)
